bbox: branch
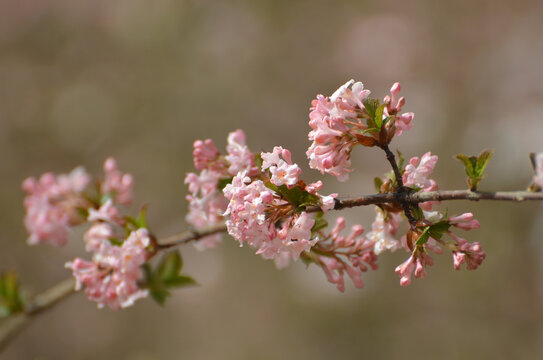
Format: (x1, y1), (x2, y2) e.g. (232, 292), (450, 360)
(0, 224), (228, 353)
(2, 190), (541, 351)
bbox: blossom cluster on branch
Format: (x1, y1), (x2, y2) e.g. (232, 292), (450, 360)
(9, 79), (543, 317)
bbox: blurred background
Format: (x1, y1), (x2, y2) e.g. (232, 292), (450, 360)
(1, 0), (543, 359)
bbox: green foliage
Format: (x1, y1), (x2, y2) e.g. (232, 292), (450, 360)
(455, 149), (494, 191)
(218, 177), (233, 190)
(125, 205), (149, 231)
(0, 271), (25, 317)
(415, 221), (451, 247)
(141, 251), (196, 306)
(311, 212), (328, 236)
(265, 183), (321, 211)
(374, 177), (383, 193)
(363, 98), (387, 131)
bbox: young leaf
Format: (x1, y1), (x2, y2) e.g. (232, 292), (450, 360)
(374, 177), (383, 193)
(311, 212), (328, 236)
(157, 251), (183, 282)
(455, 149), (494, 191)
(0, 272), (25, 317)
(415, 227), (431, 246)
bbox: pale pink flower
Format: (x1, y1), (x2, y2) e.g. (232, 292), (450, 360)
(366, 208), (402, 255)
(102, 157), (134, 205)
(87, 200), (123, 225)
(307, 81), (370, 182)
(403, 152), (439, 210)
(223, 171), (318, 266)
(225, 129), (259, 176)
(533, 152), (543, 188)
(22, 167), (91, 246)
(184, 170), (227, 250)
(261, 147), (301, 187)
(193, 139), (221, 171)
(448, 212), (480, 231)
(84, 222), (115, 253)
(66, 228), (150, 310)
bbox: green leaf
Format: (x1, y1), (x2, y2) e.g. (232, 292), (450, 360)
(455, 149), (494, 191)
(141, 251), (197, 306)
(254, 153), (263, 170)
(268, 184), (321, 211)
(475, 149), (493, 177)
(311, 212), (328, 236)
(427, 221), (451, 240)
(0, 272), (24, 317)
(363, 98), (380, 129)
(396, 150), (405, 172)
(150, 289), (170, 306)
(374, 177), (383, 193)
(415, 227), (431, 246)
(164, 275), (196, 287)
(157, 251), (183, 282)
(218, 177), (233, 190)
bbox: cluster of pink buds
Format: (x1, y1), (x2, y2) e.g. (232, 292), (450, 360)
(306, 80), (414, 181)
(393, 209), (484, 286)
(383, 82), (414, 136)
(185, 129), (259, 250)
(310, 217), (378, 292)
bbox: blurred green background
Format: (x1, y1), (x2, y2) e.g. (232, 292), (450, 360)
(1, 0), (543, 359)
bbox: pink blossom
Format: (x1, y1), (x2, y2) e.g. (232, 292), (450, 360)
(449, 232), (486, 270)
(403, 152), (439, 210)
(261, 147), (301, 187)
(225, 129), (259, 176)
(184, 170), (227, 250)
(383, 82), (414, 136)
(87, 200), (122, 225)
(448, 212), (480, 231)
(193, 139), (220, 171)
(533, 152), (543, 188)
(84, 222), (115, 253)
(306, 81), (370, 182)
(22, 167), (91, 246)
(102, 157), (134, 205)
(395, 251), (434, 286)
(223, 171), (318, 267)
(366, 208), (402, 255)
(66, 228), (151, 310)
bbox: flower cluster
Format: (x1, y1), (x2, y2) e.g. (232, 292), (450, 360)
(22, 158), (134, 247)
(223, 146), (336, 268)
(22, 158), (153, 309)
(185, 129), (258, 250)
(66, 226), (150, 310)
(306, 80), (414, 181)
(22, 167), (91, 246)
(393, 210), (484, 286)
(310, 217), (378, 292)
